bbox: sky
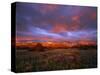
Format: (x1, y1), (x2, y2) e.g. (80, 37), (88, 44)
(16, 2), (97, 42)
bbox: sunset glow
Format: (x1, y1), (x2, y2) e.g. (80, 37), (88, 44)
(16, 2), (97, 46)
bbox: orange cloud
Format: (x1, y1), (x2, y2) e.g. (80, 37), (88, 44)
(16, 36), (35, 42)
(51, 23), (67, 33)
(72, 15), (80, 21)
(16, 36), (56, 43)
(69, 21), (81, 31)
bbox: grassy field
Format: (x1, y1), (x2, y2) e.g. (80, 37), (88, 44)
(16, 47), (97, 72)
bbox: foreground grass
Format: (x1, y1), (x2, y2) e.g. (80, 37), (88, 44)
(16, 48), (97, 72)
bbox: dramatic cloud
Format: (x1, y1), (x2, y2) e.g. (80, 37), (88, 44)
(16, 2), (97, 42)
